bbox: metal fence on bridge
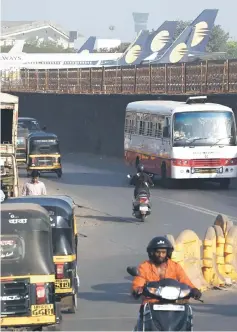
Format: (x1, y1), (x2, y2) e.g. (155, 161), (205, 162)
(1, 59), (237, 95)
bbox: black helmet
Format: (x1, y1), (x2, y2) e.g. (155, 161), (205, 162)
(137, 164), (144, 172)
(147, 236), (174, 263)
(31, 170), (40, 178)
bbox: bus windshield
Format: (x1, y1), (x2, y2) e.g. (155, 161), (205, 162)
(30, 139), (60, 154)
(173, 111), (236, 147)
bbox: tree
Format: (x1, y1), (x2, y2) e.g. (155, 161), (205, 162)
(206, 25), (229, 52)
(173, 20), (191, 40)
(226, 40), (237, 58)
(172, 21), (230, 53)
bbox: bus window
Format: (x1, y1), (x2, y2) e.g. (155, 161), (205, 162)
(155, 123), (162, 137)
(163, 116), (171, 138)
(125, 112), (136, 133)
(137, 113), (145, 135)
(152, 115), (164, 138)
(144, 113), (151, 136)
(147, 121), (153, 136)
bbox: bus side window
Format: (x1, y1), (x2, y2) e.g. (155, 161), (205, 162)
(147, 121), (153, 136)
(153, 115), (163, 138)
(125, 112), (131, 133)
(139, 121), (145, 135)
(144, 113), (151, 136)
(163, 117), (171, 138)
(125, 116), (129, 133)
(125, 112), (136, 134)
(136, 112), (145, 135)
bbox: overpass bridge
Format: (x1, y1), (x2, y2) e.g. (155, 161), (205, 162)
(1, 59), (237, 95)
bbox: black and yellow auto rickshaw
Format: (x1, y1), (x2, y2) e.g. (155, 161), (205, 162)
(17, 117), (46, 164)
(0, 203), (62, 330)
(6, 195), (79, 314)
(26, 132), (62, 178)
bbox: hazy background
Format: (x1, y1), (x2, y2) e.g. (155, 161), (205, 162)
(1, 0), (235, 41)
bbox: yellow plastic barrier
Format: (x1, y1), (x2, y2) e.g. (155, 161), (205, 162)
(172, 230), (209, 291)
(214, 214), (233, 238)
(165, 234), (183, 263)
(224, 225), (237, 282)
(203, 226), (226, 287)
(214, 225), (231, 284)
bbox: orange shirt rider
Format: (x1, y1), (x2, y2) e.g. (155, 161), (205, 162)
(131, 237), (197, 305)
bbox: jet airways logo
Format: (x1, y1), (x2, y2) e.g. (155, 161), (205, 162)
(0, 55), (23, 61)
(191, 21), (209, 47)
(151, 30), (170, 52)
(125, 45), (142, 64)
(169, 43), (188, 63)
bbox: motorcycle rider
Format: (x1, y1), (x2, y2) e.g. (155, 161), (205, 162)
(130, 164), (154, 199)
(132, 236), (202, 330)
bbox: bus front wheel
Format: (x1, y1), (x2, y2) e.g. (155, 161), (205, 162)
(161, 163), (167, 187)
(161, 163), (174, 189)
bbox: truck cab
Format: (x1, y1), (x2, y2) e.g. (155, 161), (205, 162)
(0, 92), (19, 197)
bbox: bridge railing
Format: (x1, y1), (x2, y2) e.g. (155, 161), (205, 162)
(1, 59), (237, 95)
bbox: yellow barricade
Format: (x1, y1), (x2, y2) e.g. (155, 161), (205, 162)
(171, 230), (209, 291)
(224, 225), (237, 282)
(214, 214), (233, 238)
(203, 226), (227, 286)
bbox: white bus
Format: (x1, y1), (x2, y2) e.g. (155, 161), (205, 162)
(124, 96), (237, 189)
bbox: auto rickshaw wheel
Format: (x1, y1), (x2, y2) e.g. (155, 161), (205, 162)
(43, 302), (62, 330)
(67, 293), (78, 313)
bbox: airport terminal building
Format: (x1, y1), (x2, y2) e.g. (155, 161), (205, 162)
(1, 20), (80, 49)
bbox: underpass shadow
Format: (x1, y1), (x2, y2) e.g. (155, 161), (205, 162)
(63, 152), (131, 174)
(81, 215), (141, 224)
(192, 302), (237, 317)
(153, 178), (237, 192)
(78, 282), (136, 303)
(45, 172), (129, 188)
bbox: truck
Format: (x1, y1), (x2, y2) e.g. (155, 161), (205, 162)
(0, 92), (19, 197)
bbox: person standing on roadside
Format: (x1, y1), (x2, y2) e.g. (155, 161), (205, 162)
(22, 170), (47, 196)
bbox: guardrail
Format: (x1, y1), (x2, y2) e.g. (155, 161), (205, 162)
(168, 214), (237, 292)
(1, 59), (237, 95)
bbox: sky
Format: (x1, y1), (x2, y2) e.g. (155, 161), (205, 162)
(1, 0), (236, 42)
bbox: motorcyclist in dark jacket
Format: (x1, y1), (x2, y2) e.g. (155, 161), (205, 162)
(130, 164), (154, 199)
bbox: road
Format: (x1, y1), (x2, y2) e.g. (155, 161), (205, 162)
(19, 153), (237, 331)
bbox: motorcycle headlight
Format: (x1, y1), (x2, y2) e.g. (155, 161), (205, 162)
(159, 286), (181, 300)
(147, 287), (160, 295)
(179, 289), (190, 298)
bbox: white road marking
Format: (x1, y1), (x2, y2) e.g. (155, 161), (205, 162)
(156, 196), (237, 223)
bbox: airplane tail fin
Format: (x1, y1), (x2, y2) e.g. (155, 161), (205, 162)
(77, 36), (96, 54)
(116, 20), (178, 66)
(143, 21), (178, 62)
(8, 40), (25, 54)
(187, 9), (218, 52)
(153, 9), (218, 64)
(115, 30), (150, 66)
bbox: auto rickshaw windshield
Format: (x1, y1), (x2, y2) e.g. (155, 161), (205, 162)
(30, 138), (60, 154)
(1, 203), (54, 277)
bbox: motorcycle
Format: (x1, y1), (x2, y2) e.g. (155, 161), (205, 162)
(127, 266), (203, 331)
(127, 174), (152, 222)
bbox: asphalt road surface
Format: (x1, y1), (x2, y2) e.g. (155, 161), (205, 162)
(19, 153), (237, 331)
